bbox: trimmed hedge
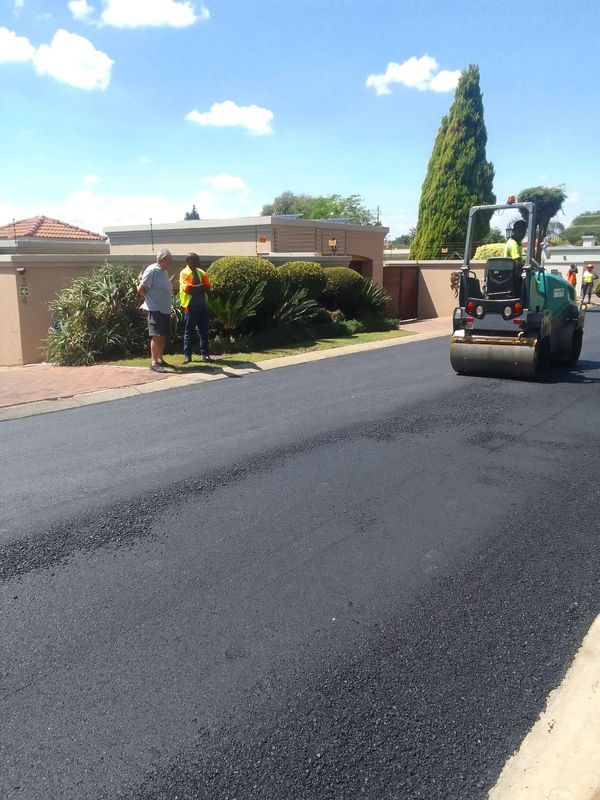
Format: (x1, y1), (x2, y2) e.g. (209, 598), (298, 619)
(208, 256), (280, 310)
(278, 260), (327, 301)
(473, 242), (505, 260)
(321, 267), (364, 316)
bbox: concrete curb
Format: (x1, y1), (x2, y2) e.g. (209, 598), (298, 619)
(0, 327), (448, 422)
(489, 614), (600, 800)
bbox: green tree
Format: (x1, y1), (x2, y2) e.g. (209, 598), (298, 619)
(480, 226), (504, 244)
(410, 64), (495, 260)
(184, 204), (200, 220)
(261, 191), (312, 216)
(516, 185), (567, 260)
(261, 192), (378, 225)
(564, 211), (600, 244)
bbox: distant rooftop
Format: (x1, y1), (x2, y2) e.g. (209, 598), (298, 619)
(0, 215), (107, 241)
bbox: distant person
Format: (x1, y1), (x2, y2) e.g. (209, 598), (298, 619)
(504, 219), (527, 268)
(566, 263), (578, 288)
(179, 252), (212, 363)
(137, 248), (174, 372)
(581, 262), (598, 304)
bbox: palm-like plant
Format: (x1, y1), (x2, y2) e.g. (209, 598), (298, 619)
(272, 278), (318, 325)
(206, 282), (265, 335)
(43, 263), (148, 365)
(357, 279), (391, 315)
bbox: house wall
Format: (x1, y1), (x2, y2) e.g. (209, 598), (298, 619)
(108, 221), (273, 257)
(0, 255), (149, 365)
(382, 260), (486, 319)
(0, 267), (23, 366)
(108, 218), (388, 286)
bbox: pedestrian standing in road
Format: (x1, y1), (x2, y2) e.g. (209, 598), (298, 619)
(179, 252), (213, 363)
(137, 248), (174, 372)
(581, 262), (598, 304)
(566, 263), (578, 289)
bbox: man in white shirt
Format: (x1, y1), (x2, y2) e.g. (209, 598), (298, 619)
(137, 249), (174, 372)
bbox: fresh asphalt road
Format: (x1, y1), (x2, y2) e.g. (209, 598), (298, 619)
(2, 312), (600, 800)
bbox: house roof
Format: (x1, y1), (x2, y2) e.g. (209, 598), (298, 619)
(0, 215), (107, 241)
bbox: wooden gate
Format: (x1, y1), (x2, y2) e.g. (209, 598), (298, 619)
(383, 265), (419, 320)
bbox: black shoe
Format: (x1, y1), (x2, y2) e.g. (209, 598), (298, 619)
(158, 359), (173, 368)
(150, 363), (166, 373)
(183, 356), (191, 364)
(202, 355), (214, 362)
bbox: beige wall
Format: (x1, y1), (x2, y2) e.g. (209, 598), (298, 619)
(108, 218), (387, 285)
(0, 268), (23, 365)
(108, 221), (273, 257)
(0, 255), (149, 365)
(382, 260), (486, 319)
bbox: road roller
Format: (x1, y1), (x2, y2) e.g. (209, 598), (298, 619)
(450, 200), (585, 379)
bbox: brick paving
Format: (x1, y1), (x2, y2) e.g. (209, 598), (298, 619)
(0, 364), (168, 409)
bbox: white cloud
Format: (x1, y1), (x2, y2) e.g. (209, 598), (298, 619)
(83, 173), (100, 185)
(136, 155), (151, 164)
(6, 186), (257, 235)
(69, 0), (95, 21)
(14, 0), (25, 10)
(366, 55), (460, 95)
(186, 100), (274, 136)
(33, 29), (113, 90)
(100, 0), (209, 28)
(428, 69), (462, 93)
(0, 27), (35, 62)
(565, 191), (580, 206)
(204, 173), (247, 191)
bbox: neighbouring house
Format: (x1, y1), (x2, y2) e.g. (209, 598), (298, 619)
(0, 216), (112, 365)
(105, 215), (388, 284)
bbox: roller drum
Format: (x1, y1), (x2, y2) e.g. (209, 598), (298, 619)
(450, 338), (540, 379)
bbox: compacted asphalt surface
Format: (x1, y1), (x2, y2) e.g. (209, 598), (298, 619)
(2, 311), (600, 800)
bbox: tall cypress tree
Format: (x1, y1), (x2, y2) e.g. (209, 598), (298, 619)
(410, 64), (495, 260)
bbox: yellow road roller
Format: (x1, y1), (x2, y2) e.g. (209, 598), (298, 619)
(450, 200), (585, 378)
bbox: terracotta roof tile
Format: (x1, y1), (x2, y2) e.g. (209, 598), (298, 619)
(0, 215), (107, 241)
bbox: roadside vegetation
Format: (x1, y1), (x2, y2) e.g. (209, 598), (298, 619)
(43, 259), (398, 366)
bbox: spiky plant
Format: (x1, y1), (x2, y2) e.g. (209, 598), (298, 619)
(272, 278), (318, 325)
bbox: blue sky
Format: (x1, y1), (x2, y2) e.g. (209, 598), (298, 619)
(1, 0), (599, 238)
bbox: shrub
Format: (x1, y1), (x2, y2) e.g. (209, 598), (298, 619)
(321, 267), (364, 316)
(43, 263), (147, 365)
(207, 256), (280, 322)
(356, 279), (391, 316)
(359, 313), (398, 332)
(210, 333), (254, 355)
(278, 260), (327, 301)
(206, 283), (265, 335)
(473, 243), (505, 260)
(272, 278), (318, 326)
(341, 318), (364, 335)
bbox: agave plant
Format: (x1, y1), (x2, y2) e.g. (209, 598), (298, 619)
(272, 278), (318, 325)
(357, 279), (391, 315)
(206, 282), (265, 335)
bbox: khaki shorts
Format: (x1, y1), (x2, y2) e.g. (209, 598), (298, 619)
(147, 311), (170, 337)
